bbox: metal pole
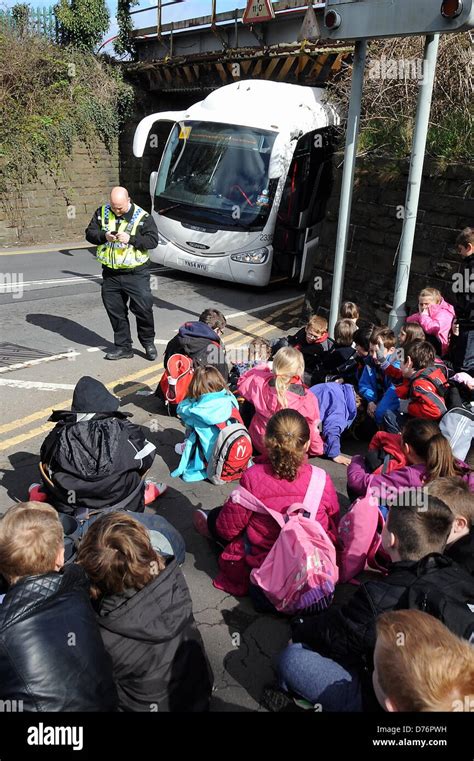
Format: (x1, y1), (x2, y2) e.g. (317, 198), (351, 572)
(328, 39), (367, 336)
(157, 0), (162, 38)
(388, 34), (440, 332)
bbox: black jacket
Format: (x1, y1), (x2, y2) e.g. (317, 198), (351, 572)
(0, 565), (118, 712)
(291, 554), (474, 707)
(445, 528), (474, 576)
(312, 343), (357, 385)
(96, 559), (213, 712)
(85, 203), (158, 252)
(273, 329), (334, 386)
(40, 411), (156, 515)
(163, 320), (229, 381)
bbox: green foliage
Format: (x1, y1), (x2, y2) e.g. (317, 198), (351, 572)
(114, 0), (139, 60)
(11, 3), (30, 37)
(54, 0), (110, 52)
(328, 33), (472, 162)
(0, 28), (134, 200)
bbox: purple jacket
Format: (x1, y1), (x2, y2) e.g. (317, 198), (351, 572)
(348, 455), (473, 499)
(310, 383), (357, 459)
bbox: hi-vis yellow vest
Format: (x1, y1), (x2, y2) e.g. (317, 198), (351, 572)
(96, 204), (149, 269)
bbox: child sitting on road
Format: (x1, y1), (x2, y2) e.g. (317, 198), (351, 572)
(339, 301), (360, 324)
(379, 341), (449, 434)
(360, 327), (400, 428)
(0, 502), (118, 712)
(77, 512), (213, 712)
(312, 319), (358, 385)
(428, 477), (474, 576)
(172, 366), (244, 482)
(347, 417), (473, 501)
(274, 497), (474, 712)
(237, 347), (324, 457)
(310, 382), (360, 466)
(373, 610), (474, 712)
(271, 315), (333, 387)
(406, 287), (456, 357)
(229, 337), (272, 429)
(193, 409), (339, 606)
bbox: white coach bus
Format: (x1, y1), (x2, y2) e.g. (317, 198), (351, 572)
(133, 79), (339, 287)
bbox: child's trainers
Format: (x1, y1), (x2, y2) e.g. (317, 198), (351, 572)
(193, 509), (211, 539)
(260, 686), (306, 713)
(144, 480), (168, 505)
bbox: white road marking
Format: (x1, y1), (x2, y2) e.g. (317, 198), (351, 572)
(0, 351), (81, 374)
(0, 379), (75, 391)
(227, 295), (303, 319)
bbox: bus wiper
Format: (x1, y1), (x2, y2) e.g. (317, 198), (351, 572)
(201, 208), (249, 230)
(158, 202), (189, 216)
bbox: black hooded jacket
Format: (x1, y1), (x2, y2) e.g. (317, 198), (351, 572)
(40, 377), (156, 515)
(0, 565), (118, 712)
(163, 321), (229, 380)
(96, 559), (213, 712)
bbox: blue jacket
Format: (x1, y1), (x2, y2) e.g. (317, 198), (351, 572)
(171, 390), (239, 482)
(310, 383), (358, 459)
(359, 357), (400, 426)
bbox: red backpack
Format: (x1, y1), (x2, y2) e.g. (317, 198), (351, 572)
(159, 354), (194, 410)
(197, 409), (253, 484)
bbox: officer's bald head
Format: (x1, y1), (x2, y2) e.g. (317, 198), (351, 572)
(110, 187), (130, 216)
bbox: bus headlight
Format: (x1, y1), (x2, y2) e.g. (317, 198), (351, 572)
(231, 247), (269, 264)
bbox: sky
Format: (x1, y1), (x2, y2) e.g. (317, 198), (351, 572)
(1, 0), (251, 50)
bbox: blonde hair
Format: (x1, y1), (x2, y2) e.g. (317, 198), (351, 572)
(0, 502), (63, 583)
(187, 365), (227, 399)
(427, 477), (474, 526)
(77, 512), (166, 600)
(307, 315), (328, 334)
(272, 347), (305, 409)
(376, 610), (474, 712)
(264, 409), (310, 481)
(419, 288), (442, 304)
(340, 301), (360, 320)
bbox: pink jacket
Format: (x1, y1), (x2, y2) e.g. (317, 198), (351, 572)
(236, 367), (324, 456)
(406, 298), (456, 355)
(213, 462), (340, 596)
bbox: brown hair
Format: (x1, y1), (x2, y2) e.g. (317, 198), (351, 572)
(419, 287), (442, 304)
(334, 319), (357, 346)
(187, 365), (227, 399)
(353, 323), (376, 352)
(401, 418), (467, 483)
(0, 502), (63, 583)
(76, 512), (166, 600)
(375, 610), (474, 712)
(427, 477), (474, 526)
(199, 308), (226, 332)
(264, 409), (310, 481)
(456, 227), (474, 248)
(370, 326), (396, 351)
(307, 315), (328, 335)
(403, 340), (436, 370)
(399, 322), (425, 344)
(248, 337), (271, 363)
(272, 347), (305, 409)
(387, 497), (453, 561)
(339, 301), (360, 320)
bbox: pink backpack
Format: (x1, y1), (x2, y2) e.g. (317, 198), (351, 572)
(233, 466), (338, 614)
(337, 479), (390, 583)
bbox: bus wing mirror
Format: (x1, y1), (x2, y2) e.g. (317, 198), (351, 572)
(133, 111), (186, 157)
(149, 171), (158, 199)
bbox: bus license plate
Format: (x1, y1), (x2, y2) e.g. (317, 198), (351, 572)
(177, 258), (208, 272)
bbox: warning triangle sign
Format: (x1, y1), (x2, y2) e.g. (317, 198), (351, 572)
(297, 4), (321, 42)
(242, 0), (275, 25)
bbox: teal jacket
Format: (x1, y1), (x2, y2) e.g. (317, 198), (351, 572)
(171, 390), (239, 482)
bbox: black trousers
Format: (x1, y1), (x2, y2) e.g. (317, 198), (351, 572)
(101, 265), (155, 349)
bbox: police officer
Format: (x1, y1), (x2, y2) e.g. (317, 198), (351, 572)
(86, 187), (159, 361)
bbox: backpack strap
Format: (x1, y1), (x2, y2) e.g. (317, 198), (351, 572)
(286, 466), (326, 522)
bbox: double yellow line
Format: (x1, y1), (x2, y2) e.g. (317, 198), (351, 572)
(0, 298), (303, 453)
